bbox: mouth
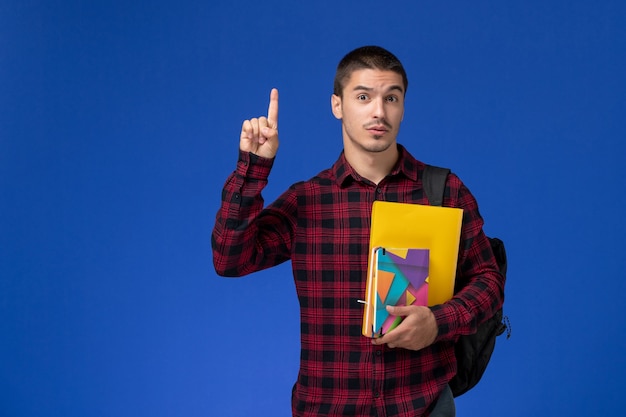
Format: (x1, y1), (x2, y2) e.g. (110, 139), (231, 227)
(367, 125), (389, 135)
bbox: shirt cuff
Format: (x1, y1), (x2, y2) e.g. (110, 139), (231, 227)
(430, 303), (458, 342)
(236, 150), (275, 179)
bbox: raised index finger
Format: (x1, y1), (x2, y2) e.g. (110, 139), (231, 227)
(267, 88), (279, 129)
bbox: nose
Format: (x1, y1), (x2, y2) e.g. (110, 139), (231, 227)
(372, 97), (386, 119)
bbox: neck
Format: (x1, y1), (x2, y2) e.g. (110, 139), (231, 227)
(344, 144), (399, 185)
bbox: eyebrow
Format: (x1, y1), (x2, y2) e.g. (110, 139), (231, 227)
(352, 85), (404, 94)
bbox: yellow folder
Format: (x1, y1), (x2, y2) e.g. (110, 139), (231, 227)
(362, 201), (464, 337)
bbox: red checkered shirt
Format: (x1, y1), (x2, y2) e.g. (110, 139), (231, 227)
(212, 145), (504, 417)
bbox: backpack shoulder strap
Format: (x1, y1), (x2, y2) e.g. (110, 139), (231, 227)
(423, 164), (451, 206)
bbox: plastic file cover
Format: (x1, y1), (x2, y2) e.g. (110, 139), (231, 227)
(362, 201), (464, 338)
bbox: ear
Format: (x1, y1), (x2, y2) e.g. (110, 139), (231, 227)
(331, 94), (342, 120)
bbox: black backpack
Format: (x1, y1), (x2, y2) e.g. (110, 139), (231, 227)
(423, 165), (510, 398)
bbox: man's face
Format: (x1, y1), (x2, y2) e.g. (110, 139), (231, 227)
(331, 69), (405, 155)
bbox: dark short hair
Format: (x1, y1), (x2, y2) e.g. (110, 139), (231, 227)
(333, 46), (408, 97)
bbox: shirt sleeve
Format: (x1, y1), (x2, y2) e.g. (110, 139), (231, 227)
(430, 174), (505, 341)
(211, 150), (297, 277)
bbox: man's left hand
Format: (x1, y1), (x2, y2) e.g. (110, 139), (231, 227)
(371, 305), (438, 350)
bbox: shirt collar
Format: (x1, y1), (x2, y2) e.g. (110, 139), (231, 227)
(331, 144), (423, 187)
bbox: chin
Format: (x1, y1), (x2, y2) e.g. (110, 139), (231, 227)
(365, 141), (394, 153)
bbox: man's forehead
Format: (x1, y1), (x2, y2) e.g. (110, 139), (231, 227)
(345, 69), (404, 92)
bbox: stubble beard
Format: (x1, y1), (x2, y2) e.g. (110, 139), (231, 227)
(365, 137), (393, 153)
(350, 127), (396, 154)
(345, 131), (394, 154)
(363, 119), (395, 152)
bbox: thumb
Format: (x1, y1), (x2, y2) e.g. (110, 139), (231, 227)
(386, 305), (411, 316)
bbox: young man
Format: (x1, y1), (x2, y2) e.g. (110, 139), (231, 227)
(212, 46), (504, 417)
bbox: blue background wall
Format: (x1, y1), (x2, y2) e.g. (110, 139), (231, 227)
(2, 1), (625, 416)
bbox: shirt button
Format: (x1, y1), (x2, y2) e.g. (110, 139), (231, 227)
(375, 350), (382, 356)
(376, 188), (382, 194)
(373, 391), (380, 398)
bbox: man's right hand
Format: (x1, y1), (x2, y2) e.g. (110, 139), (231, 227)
(240, 88), (279, 159)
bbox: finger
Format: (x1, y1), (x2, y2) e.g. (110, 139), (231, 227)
(267, 88), (279, 129)
(371, 336), (384, 345)
(250, 118), (260, 138)
(255, 117), (269, 144)
(241, 120), (253, 139)
(372, 334), (397, 348)
(387, 305), (412, 317)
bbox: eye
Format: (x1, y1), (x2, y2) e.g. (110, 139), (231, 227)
(386, 95), (399, 103)
(357, 94), (368, 101)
